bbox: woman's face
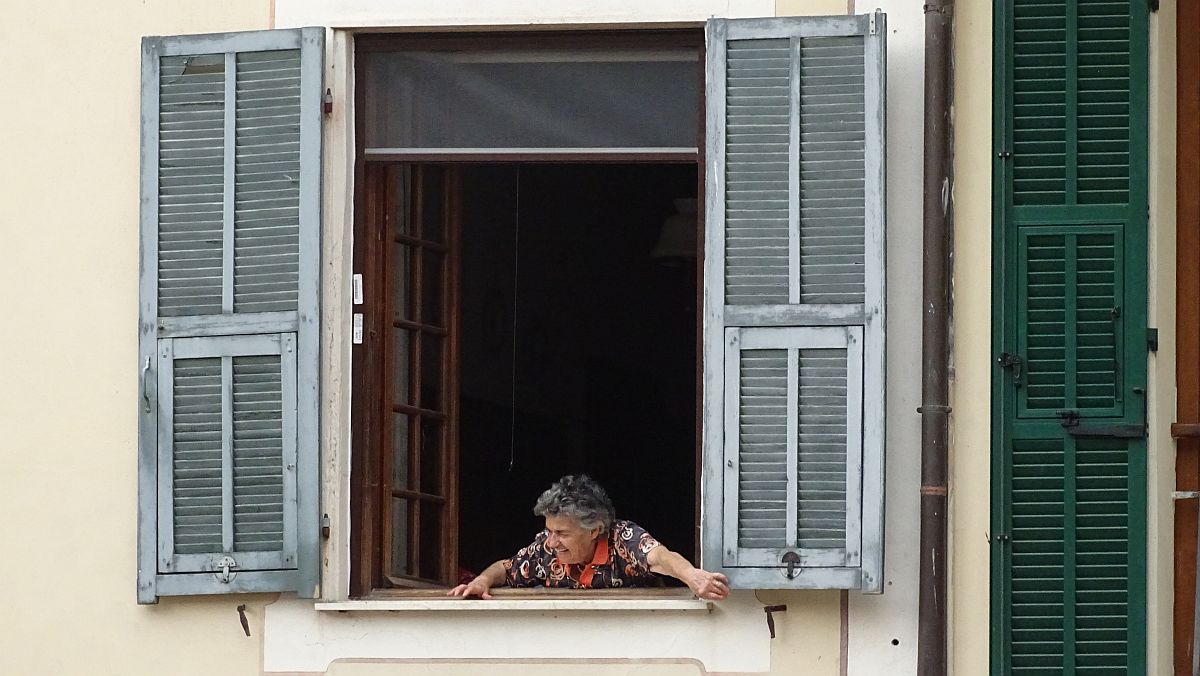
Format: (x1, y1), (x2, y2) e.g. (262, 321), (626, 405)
(544, 514), (603, 565)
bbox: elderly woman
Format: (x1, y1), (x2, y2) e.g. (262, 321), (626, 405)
(449, 474), (729, 601)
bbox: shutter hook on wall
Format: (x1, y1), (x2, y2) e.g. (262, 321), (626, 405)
(763, 604), (788, 639)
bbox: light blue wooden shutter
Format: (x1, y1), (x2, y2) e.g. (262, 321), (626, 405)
(702, 14), (886, 592)
(137, 28), (323, 603)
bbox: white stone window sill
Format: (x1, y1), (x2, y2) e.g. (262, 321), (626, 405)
(314, 589), (713, 612)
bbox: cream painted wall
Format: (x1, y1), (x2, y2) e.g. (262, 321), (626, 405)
(948, 1), (993, 674)
(0, 3), (275, 675)
(0, 0), (1075, 672)
(1146, 3), (1178, 674)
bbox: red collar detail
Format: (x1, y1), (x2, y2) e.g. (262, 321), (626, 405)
(562, 537), (610, 588)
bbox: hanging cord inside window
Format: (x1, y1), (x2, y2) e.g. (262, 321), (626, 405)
(508, 166), (521, 472)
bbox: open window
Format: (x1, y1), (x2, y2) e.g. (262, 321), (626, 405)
(350, 16), (886, 595)
(136, 14), (886, 604)
(350, 30), (706, 593)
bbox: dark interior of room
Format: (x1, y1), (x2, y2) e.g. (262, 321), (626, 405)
(455, 163), (698, 578)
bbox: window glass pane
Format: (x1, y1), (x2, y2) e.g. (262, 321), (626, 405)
(390, 167), (412, 236)
(420, 168), (445, 244)
(421, 250), (444, 328)
(420, 335), (443, 410)
(363, 50), (700, 149)
(392, 413), (410, 490)
(392, 328), (411, 405)
(420, 418), (443, 495)
(390, 498), (409, 577)
(419, 502), (443, 581)
(392, 243), (411, 321)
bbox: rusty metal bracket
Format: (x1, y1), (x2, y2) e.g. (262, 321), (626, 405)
(763, 605), (788, 639)
(236, 604), (251, 637)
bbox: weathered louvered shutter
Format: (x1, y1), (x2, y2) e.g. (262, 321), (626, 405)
(702, 14), (886, 591)
(995, 0), (1147, 672)
(137, 28), (323, 603)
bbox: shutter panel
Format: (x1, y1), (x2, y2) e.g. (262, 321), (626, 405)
(137, 28), (323, 603)
(996, 0), (1147, 671)
(702, 14), (886, 592)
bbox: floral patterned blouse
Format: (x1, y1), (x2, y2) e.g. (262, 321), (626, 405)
(503, 519), (664, 589)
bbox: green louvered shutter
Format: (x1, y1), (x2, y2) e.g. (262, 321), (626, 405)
(137, 28), (323, 603)
(702, 13), (886, 592)
(993, 0), (1147, 672)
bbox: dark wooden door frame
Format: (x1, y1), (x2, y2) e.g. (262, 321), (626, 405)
(1174, 0), (1200, 672)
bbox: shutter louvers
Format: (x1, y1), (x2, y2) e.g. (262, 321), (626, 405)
(736, 349), (789, 549)
(998, 0), (1146, 670)
(1018, 229), (1123, 418)
(232, 354), (287, 553)
(138, 28), (323, 603)
(796, 348), (848, 550)
(1010, 0), (1133, 206)
(172, 357), (224, 554)
(234, 50), (302, 314)
(724, 40), (791, 306)
(797, 37), (865, 305)
(704, 13), (885, 592)
(158, 55), (225, 317)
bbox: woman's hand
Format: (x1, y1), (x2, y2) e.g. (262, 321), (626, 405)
(447, 576), (494, 599)
(646, 545), (730, 601)
(447, 561), (507, 599)
(684, 568), (730, 601)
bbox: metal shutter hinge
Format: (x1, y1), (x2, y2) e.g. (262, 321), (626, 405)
(321, 513), (331, 539)
(353, 313), (364, 344)
(1148, 327), (1159, 352)
(997, 352), (1024, 387)
(1149, 0), (1159, 12)
(323, 88), (333, 115)
(868, 12), (877, 35)
(352, 273), (364, 304)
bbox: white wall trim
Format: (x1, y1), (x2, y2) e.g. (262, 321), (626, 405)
(275, 0), (775, 29)
(264, 593), (769, 673)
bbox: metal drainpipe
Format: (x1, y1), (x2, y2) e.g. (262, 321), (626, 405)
(918, 0), (954, 675)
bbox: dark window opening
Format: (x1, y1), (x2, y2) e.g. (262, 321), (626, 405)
(455, 164), (699, 579)
(358, 162), (700, 591)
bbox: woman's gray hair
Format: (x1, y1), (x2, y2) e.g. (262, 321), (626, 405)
(533, 474), (615, 531)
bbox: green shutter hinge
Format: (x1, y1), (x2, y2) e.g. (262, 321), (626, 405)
(1148, 328), (1159, 352)
(1149, 0), (1159, 12)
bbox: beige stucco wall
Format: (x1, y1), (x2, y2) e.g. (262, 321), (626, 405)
(948, 0), (993, 673)
(0, 3), (277, 675)
(0, 1), (853, 675)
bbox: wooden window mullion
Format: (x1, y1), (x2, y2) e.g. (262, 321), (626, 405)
(409, 167), (425, 579)
(380, 164), (398, 582)
(441, 166), (461, 583)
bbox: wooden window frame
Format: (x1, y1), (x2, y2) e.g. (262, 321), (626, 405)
(349, 27), (706, 598)
(1175, 0), (1200, 670)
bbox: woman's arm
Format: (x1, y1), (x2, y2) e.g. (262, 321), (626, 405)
(645, 546), (730, 601)
(447, 559), (508, 599)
